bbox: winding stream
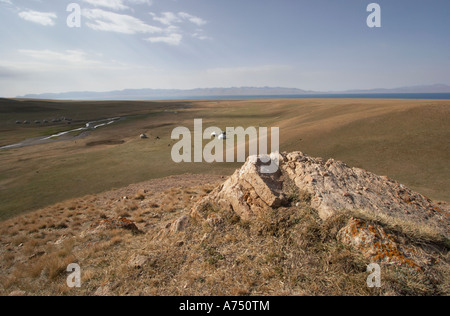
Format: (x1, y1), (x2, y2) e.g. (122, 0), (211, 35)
(0, 117), (122, 150)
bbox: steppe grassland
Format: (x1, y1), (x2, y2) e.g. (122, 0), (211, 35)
(0, 98), (449, 220)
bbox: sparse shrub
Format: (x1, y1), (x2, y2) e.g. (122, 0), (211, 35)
(118, 212), (131, 218)
(55, 223), (68, 230)
(46, 255), (76, 280)
(3, 252), (15, 264)
(28, 228), (39, 235)
(121, 200), (139, 212)
(109, 235), (122, 246)
(134, 190), (146, 201)
(12, 235), (27, 247)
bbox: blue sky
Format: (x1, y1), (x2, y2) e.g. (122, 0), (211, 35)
(0, 0), (449, 97)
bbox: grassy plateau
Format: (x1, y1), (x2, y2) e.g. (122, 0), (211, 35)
(1, 97), (448, 221)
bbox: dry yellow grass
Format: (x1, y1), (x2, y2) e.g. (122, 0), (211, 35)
(0, 174), (448, 296)
(0, 175), (223, 295)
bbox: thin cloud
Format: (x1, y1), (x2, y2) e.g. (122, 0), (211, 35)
(83, 0), (129, 11)
(82, 9), (209, 45)
(178, 12), (207, 26)
(192, 34), (210, 41)
(82, 0), (153, 11)
(83, 9), (162, 34)
(151, 11), (207, 27)
(18, 10), (57, 26)
(145, 33), (182, 46)
(151, 12), (181, 25)
(149, 11), (210, 44)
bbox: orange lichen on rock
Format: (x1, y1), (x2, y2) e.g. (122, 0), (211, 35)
(338, 218), (423, 271)
(433, 206), (450, 217)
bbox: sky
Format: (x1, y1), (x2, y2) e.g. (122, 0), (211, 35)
(0, 0), (449, 97)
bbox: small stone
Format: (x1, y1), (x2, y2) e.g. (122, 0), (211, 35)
(29, 251), (45, 260)
(172, 215), (190, 232)
(129, 255), (149, 269)
(55, 234), (68, 245)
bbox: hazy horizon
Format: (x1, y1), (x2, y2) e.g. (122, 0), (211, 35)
(11, 84), (450, 101)
(1, 0), (449, 98)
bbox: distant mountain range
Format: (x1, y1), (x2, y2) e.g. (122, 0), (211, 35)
(340, 84), (450, 94)
(17, 84), (450, 100)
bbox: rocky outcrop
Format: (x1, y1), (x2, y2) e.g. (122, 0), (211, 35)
(188, 152), (449, 271)
(281, 152), (449, 229)
(191, 152), (449, 238)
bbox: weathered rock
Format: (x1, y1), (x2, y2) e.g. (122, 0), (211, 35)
(191, 152), (449, 238)
(128, 255), (150, 269)
(191, 155), (286, 221)
(281, 152), (449, 237)
(172, 215), (190, 233)
(154, 215), (190, 241)
(8, 290), (26, 296)
(54, 234), (69, 245)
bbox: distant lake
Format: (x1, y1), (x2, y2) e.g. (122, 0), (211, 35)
(37, 92), (450, 101)
(151, 93), (450, 101)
